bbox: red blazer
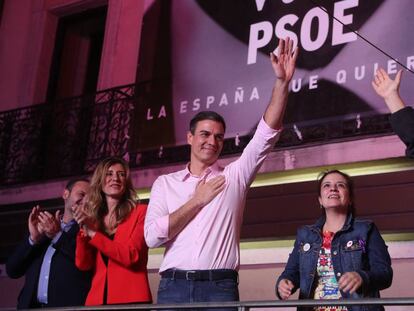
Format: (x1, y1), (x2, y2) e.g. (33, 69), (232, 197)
(76, 204), (152, 305)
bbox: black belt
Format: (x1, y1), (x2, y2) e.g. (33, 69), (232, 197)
(160, 269), (238, 281)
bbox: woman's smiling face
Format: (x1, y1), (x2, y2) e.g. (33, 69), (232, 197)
(318, 172), (351, 211)
(102, 163), (127, 200)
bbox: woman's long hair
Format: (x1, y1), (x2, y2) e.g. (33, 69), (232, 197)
(86, 157), (137, 231)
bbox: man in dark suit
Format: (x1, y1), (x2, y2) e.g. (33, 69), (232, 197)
(6, 178), (92, 309)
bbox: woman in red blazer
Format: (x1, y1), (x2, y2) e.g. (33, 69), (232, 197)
(74, 157), (152, 305)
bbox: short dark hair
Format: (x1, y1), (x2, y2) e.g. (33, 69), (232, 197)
(65, 177), (89, 193)
(189, 111), (226, 134)
(317, 169), (355, 215)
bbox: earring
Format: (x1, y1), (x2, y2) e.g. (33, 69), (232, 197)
(319, 204), (324, 209)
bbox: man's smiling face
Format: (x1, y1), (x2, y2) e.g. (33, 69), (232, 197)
(187, 119), (225, 167)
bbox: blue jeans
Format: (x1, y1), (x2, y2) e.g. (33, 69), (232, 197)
(157, 276), (239, 310)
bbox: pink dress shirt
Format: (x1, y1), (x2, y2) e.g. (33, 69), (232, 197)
(144, 118), (280, 272)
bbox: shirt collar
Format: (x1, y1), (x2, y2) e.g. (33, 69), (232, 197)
(181, 161), (222, 181)
(61, 218), (76, 232)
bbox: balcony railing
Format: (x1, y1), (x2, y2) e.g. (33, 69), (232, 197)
(0, 84), (136, 185)
(1, 297), (413, 310)
(0, 82), (394, 186)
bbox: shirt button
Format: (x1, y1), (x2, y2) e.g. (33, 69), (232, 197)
(336, 272), (341, 277)
(333, 251), (338, 255)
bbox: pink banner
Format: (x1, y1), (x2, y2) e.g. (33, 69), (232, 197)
(137, 0), (414, 148)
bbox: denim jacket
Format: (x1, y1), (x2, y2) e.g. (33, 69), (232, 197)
(276, 214), (393, 311)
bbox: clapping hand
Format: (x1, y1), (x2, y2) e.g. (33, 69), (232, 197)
(72, 203), (96, 238)
(37, 210), (61, 239)
(28, 206), (43, 244)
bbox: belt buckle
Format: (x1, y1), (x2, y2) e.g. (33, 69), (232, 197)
(185, 270), (197, 280)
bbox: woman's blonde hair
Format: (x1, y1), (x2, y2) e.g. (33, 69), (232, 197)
(86, 157), (137, 231)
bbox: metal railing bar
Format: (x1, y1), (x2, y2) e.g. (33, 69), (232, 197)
(2, 297), (412, 311)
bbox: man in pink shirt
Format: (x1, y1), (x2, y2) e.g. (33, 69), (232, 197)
(144, 37), (298, 306)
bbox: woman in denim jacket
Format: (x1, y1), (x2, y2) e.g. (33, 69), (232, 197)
(276, 170), (392, 311)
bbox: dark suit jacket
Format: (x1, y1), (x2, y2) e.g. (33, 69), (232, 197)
(390, 106), (414, 158)
(6, 223), (92, 309)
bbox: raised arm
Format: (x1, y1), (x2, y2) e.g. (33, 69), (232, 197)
(264, 37), (298, 129)
(372, 68), (404, 113)
(227, 37), (298, 187)
(373, 68), (414, 158)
